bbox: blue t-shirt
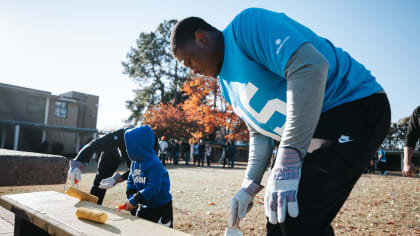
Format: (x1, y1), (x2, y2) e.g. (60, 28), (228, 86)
(378, 149), (386, 163)
(219, 8), (383, 141)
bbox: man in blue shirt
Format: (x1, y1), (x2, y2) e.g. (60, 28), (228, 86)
(377, 148), (388, 175)
(171, 8), (390, 235)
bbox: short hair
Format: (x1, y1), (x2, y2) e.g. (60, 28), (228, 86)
(170, 17), (218, 57)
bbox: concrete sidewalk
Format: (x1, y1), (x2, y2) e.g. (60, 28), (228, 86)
(0, 206), (13, 236)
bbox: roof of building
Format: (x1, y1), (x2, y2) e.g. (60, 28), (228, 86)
(0, 82), (51, 96)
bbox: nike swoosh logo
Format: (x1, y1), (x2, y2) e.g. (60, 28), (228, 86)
(157, 217), (171, 227)
(338, 135), (353, 143)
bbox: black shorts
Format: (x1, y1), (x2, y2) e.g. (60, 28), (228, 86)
(267, 93), (391, 236)
(135, 201), (173, 228)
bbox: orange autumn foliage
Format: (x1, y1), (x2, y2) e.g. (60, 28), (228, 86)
(143, 102), (195, 140)
(181, 76), (248, 142)
(142, 76), (248, 142)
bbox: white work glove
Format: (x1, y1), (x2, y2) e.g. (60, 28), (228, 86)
(264, 148), (302, 224)
(230, 179), (263, 226)
(99, 173), (123, 189)
(68, 160), (83, 186)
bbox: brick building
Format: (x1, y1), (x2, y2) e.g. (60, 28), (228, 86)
(0, 82), (98, 155)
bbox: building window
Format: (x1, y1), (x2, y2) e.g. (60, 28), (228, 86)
(55, 101), (67, 118)
(26, 95), (45, 114)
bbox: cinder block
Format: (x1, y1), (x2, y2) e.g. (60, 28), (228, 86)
(0, 149), (69, 186)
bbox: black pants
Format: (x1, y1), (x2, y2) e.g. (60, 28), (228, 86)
(223, 154), (229, 168)
(193, 154), (199, 166)
(90, 147), (124, 205)
(267, 94), (390, 236)
(135, 201), (173, 228)
(185, 151), (190, 165)
(160, 154), (167, 166)
(367, 159), (376, 174)
(174, 152), (179, 165)
(377, 161), (387, 174)
(206, 155), (211, 166)
(198, 153), (205, 166)
(230, 154), (235, 168)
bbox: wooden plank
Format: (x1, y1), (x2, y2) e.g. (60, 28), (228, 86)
(0, 191), (190, 236)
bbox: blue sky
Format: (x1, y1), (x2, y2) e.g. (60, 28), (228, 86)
(1, 0), (419, 130)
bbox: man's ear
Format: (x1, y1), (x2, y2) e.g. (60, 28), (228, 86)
(194, 30), (208, 45)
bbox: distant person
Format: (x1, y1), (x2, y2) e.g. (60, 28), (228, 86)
(193, 142), (199, 166)
(159, 136), (168, 166)
(171, 8), (390, 235)
(205, 143), (212, 167)
(167, 139), (174, 164)
(68, 126), (132, 205)
(181, 139), (190, 165)
(222, 141), (230, 168)
(198, 139), (206, 167)
(403, 106), (420, 177)
(377, 148), (388, 175)
(227, 141), (237, 168)
(173, 139), (180, 165)
(218, 143), (226, 165)
(367, 153), (377, 174)
(123, 125), (173, 228)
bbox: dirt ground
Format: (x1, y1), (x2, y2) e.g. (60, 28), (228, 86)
(0, 162), (419, 235)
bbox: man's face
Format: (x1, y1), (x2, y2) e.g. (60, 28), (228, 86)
(175, 31), (221, 78)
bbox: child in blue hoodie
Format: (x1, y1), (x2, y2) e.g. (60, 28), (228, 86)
(123, 125), (173, 228)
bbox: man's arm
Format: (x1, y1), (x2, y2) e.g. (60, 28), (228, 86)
(74, 134), (111, 162)
(230, 124), (273, 226)
(403, 106), (420, 176)
(121, 170), (130, 181)
(243, 125), (274, 185)
(280, 43), (328, 157)
(378, 151), (383, 161)
(233, 9), (327, 156)
(264, 43), (328, 224)
(405, 106), (420, 149)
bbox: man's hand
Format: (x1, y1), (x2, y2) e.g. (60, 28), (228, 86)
(403, 147), (416, 177)
(68, 160), (83, 186)
(230, 180), (263, 226)
(402, 162), (416, 177)
(264, 148), (302, 224)
(99, 173), (123, 189)
(125, 201), (136, 211)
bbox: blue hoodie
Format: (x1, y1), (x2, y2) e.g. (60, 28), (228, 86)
(124, 125), (172, 208)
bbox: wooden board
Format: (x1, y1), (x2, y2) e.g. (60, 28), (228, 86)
(0, 191), (190, 236)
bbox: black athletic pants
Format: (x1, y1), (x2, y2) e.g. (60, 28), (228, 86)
(135, 201), (173, 228)
(90, 147), (122, 205)
(377, 161), (387, 174)
(160, 153), (167, 166)
(267, 94), (390, 236)
(193, 154), (199, 166)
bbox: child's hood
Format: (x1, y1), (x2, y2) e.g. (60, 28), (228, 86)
(124, 125), (156, 163)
